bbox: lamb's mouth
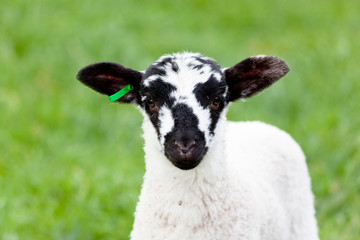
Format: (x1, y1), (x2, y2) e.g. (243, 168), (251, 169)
(165, 147), (208, 170)
(171, 158), (201, 170)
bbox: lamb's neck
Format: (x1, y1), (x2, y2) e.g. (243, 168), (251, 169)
(136, 120), (242, 235)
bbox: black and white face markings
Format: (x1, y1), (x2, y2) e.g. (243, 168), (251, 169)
(77, 52), (289, 170)
(140, 53), (228, 170)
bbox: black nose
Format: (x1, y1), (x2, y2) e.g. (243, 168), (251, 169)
(164, 129), (207, 170)
(173, 139), (197, 155)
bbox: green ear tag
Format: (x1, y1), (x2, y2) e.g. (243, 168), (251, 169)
(108, 84), (134, 102)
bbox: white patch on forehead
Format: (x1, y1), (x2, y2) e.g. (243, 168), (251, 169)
(158, 106), (174, 144)
(143, 52), (222, 87)
(143, 74), (162, 87)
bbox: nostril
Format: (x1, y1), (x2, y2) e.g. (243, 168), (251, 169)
(173, 139), (197, 154)
(181, 149), (189, 154)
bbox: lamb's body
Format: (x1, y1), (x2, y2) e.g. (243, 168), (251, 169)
(77, 52), (319, 240)
(131, 120), (318, 240)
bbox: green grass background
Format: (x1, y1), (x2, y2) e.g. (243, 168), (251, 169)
(1, 0), (359, 239)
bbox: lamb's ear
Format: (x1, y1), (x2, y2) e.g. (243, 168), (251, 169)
(76, 62), (143, 104)
(224, 56), (289, 102)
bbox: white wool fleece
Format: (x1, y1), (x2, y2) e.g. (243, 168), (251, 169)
(131, 118), (319, 240)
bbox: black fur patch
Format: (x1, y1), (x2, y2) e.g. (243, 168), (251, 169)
(144, 57), (179, 80)
(172, 103), (199, 129)
(195, 56), (222, 72)
(164, 104), (207, 170)
(140, 79), (176, 106)
(193, 75), (227, 135)
(140, 78), (176, 138)
(193, 75), (226, 107)
(208, 99), (225, 135)
(143, 66), (167, 79)
(171, 61), (179, 72)
(187, 62), (204, 71)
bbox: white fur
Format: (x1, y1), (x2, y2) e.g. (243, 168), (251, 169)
(127, 53), (319, 239)
(158, 106), (174, 145)
(131, 110), (319, 240)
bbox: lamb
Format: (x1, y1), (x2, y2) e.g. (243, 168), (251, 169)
(76, 52), (319, 240)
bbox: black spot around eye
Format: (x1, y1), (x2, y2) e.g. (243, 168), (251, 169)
(193, 74), (226, 108)
(208, 99), (225, 136)
(141, 78), (176, 106)
(140, 78), (177, 140)
(193, 74), (227, 136)
(210, 96), (223, 110)
(145, 99), (157, 111)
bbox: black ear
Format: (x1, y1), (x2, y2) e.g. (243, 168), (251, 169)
(76, 62), (143, 104)
(224, 56), (289, 101)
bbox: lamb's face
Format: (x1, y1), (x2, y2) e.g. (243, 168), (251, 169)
(140, 53), (227, 170)
(77, 52), (289, 171)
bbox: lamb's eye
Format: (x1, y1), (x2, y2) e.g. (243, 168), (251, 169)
(210, 96), (222, 109)
(146, 99), (157, 111)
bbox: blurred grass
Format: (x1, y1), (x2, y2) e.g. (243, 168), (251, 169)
(0, 0), (359, 239)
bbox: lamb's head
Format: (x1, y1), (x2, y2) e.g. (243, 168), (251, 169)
(77, 52), (289, 170)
